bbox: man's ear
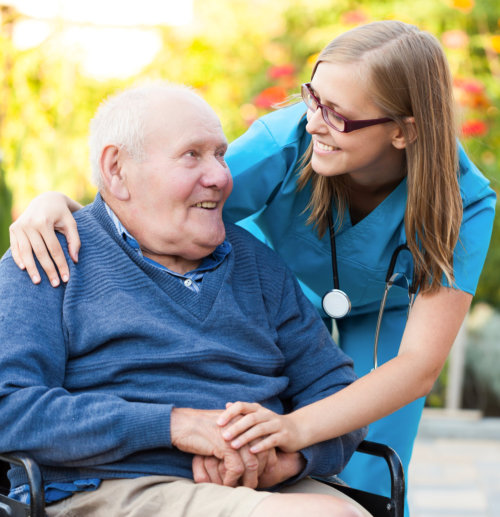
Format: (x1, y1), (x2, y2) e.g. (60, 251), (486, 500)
(391, 117), (417, 150)
(100, 145), (130, 201)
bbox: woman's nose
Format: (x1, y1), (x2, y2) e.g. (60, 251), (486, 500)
(305, 106), (328, 134)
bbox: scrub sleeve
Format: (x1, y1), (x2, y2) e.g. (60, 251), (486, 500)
(224, 103), (496, 517)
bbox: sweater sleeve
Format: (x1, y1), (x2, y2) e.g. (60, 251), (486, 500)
(272, 264), (367, 479)
(0, 251), (173, 467)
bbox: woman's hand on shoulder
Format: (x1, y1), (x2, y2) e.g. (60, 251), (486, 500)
(9, 192), (82, 287)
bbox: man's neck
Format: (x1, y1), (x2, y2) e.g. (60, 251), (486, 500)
(102, 196), (203, 275)
(141, 248), (202, 275)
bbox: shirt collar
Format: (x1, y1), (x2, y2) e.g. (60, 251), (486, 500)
(103, 202), (231, 274)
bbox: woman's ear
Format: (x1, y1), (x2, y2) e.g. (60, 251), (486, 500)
(100, 145), (130, 201)
(391, 117), (417, 150)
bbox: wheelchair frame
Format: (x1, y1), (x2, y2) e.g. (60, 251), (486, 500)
(0, 440), (404, 517)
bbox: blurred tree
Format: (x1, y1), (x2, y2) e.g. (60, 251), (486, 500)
(0, 157), (12, 255)
(0, 5), (16, 254)
(0, 0), (498, 302)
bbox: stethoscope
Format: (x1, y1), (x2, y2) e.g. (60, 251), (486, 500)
(322, 209), (418, 369)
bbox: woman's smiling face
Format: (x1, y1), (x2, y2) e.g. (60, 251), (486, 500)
(305, 61), (406, 188)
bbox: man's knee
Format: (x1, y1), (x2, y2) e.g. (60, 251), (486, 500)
(250, 493), (365, 517)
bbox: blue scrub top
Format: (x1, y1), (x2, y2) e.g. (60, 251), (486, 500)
(222, 101), (496, 515)
(223, 101), (496, 317)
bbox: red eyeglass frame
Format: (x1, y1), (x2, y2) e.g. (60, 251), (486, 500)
(302, 83), (393, 133)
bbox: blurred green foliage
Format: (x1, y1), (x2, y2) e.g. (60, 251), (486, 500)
(463, 303), (500, 415)
(0, 0), (499, 308)
(0, 159), (12, 253)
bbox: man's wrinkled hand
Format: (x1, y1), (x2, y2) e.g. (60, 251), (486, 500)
(257, 450), (306, 489)
(192, 445), (278, 489)
(172, 407), (262, 487)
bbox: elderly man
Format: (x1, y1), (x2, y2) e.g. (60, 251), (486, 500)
(0, 83), (366, 517)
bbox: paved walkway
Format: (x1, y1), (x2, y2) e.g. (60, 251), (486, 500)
(408, 410), (500, 517)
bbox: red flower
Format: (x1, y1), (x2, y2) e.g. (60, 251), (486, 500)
(254, 86), (288, 108)
(268, 64), (295, 80)
(461, 119), (488, 137)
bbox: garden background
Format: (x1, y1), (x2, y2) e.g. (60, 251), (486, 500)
(0, 0), (499, 413)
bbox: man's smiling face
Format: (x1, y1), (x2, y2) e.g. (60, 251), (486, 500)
(120, 90), (233, 272)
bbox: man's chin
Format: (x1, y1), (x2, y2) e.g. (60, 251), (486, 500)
(191, 235), (226, 257)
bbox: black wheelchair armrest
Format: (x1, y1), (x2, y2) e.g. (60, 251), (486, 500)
(0, 453), (45, 517)
(313, 440), (405, 517)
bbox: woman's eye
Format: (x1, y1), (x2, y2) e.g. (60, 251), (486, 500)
(326, 108), (344, 124)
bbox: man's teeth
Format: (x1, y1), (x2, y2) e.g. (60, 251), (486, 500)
(316, 141), (338, 151)
(195, 202), (217, 208)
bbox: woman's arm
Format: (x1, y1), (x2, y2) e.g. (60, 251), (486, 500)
(219, 286), (472, 453)
(9, 192), (82, 286)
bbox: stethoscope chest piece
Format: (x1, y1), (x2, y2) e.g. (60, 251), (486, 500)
(322, 289), (351, 319)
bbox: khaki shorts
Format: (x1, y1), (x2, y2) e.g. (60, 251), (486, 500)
(45, 475), (372, 517)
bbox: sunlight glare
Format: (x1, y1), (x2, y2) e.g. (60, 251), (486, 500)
(5, 0), (193, 79)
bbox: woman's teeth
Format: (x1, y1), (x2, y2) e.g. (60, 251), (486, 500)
(315, 141), (338, 152)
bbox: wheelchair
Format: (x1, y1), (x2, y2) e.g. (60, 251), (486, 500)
(0, 440), (404, 517)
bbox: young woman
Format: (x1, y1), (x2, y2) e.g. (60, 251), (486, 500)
(8, 21), (496, 515)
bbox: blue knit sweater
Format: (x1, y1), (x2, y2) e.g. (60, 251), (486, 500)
(0, 194), (365, 490)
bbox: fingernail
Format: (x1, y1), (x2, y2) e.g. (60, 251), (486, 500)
(19, 263), (25, 270)
(51, 278), (60, 287)
(221, 431), (230, 440)
(32, 275), (40, 283)
(231, 439), (241, 448)
(62, 274), (69, 282)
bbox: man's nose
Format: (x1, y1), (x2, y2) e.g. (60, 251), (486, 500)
(202, 159), (231, 189)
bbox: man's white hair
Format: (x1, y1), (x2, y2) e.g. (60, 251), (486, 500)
(89, 81), (195, 189)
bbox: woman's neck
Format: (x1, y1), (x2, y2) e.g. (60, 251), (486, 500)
(346, 173), (405, 224)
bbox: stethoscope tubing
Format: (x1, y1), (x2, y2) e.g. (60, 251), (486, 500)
(323, 207), (417, 370)
(322, 209), (351, 319)
(327, 209), (340, 291)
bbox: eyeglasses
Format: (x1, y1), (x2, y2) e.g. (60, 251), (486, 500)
(301, 83), (393, 133)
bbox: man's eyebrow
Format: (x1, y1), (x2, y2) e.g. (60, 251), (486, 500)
(181, 138), (228, 149)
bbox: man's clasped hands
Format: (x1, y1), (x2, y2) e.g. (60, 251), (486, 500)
(172, 401), (300, 489)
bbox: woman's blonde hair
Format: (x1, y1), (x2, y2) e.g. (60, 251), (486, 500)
(297, 20), (462, 293)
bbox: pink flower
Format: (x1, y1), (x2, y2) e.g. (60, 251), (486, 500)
(454, 77), (484, 94)
(453, 77), (489, 109)
(268, 64), (295, 80)
(341, 10), (369, 25)
(442, 30), (469, 50)
(461, 119), (488, 137)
